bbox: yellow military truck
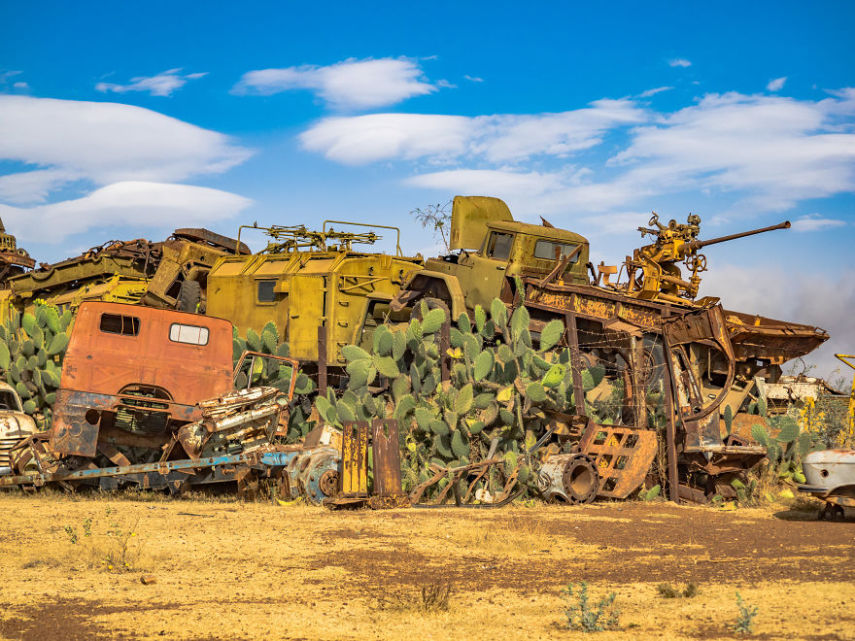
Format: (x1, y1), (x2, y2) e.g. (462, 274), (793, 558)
(389, 196), (591, 320)
(206, 222), (423, 367)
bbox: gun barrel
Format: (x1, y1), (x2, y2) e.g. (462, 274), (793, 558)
(687, 220), (791, 251)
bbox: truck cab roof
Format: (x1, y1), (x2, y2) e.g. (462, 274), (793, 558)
(485, 220), (589, 246)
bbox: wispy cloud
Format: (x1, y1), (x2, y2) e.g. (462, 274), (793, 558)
(302, 88), (855, 224)
(0, 70), (28, 92)
(639, 86), (673, 98)
(96, 68), (208, 97)
(300, 99), (646, 164)
(668, 58), (692, 68)
(791, 213), (847, 231)
(767, 76), (787, 92)
(464, 75), (484, 83)
(0, 95), (252, 204)
(233, 57), (438, 109)
(0, 181), (252, 243)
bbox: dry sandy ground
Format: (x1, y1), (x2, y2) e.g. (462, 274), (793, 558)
(0, 492), (852, 641)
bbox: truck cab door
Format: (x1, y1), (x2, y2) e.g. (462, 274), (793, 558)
(458, 231), (515, 310)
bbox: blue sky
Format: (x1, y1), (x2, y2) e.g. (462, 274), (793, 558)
(1, 1), (854, 376)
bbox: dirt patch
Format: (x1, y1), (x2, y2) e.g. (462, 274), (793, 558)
(309, 504), (855, 594)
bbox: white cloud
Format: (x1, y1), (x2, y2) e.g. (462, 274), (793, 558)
(300, 98), (647, 164)
(301, 113), (471, 164)
(12, 82), (29, 91)
(96, 68), (208, 97)
(303, 89), (855, 228)
(609, 91), (855, 213)
(791, 213), (847, 231)
(233, 57), (437, 109)
(0, 95), (252, 203)
(639, 86), (673, 98)
(669, 58), (692, 68)
(464, 75), (484, 83)
(0, 169), (78, 205)
(767, 76), (787, 92)
(0, 181), (252, 243)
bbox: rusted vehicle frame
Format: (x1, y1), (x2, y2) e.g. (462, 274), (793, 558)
(49, 302), (235, 459)
(521, 277), (765, 502)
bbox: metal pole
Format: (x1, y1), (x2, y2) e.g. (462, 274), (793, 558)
(632, 337), (646, 429)
(565, 312), (586, 417)
(317, 325), (327, 397)
(440, 315), (450, 383)
(660, 327), (681, 503)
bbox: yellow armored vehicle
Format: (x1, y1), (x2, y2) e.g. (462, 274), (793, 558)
(3, 228), (248, 318)
(390, 196), (590, 320)
(206, 222), (423, 366)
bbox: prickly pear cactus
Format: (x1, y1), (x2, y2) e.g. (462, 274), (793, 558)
(0, 301), (73, 429)
(316, 298), (612, 500)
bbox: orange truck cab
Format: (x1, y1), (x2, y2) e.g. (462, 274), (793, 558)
(50, 302), (234, 458)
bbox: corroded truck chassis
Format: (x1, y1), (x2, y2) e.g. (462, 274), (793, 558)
(521, 278), (770, 502)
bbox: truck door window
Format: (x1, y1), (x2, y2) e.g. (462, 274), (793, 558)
(534, 240), (579, 262)
(99, 313), (140, 336)
(486, 232), (514, 260)
(257, 280), (276, 303)
(169, 323), (210, 346)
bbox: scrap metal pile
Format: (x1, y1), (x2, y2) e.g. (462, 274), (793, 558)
(0, 198), (842, 508)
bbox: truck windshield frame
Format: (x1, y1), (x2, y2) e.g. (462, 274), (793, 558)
(486, 232), (515, 261)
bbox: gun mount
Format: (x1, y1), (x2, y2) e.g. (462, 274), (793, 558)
(237, 220), (403, 256)
(602, 213), (791, 307)
(0, 218), (35, 285)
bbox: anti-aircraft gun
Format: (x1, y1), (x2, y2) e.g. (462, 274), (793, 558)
(0, 218), (35, 285)
(607, 213), (791, 306)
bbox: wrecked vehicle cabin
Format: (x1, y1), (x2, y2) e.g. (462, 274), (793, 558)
(0, 301), (341, 502)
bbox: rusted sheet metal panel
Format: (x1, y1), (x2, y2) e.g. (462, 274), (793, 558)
(60, 302), (234, 409)
(580, 425), (658, 499)
(724, 309), (829, 364)
(664, 306), (736, 442)
(50, 390), (113, 457)
(50, 388), (199, 458)
(340, 421), (369, 497)
(525, 287), (665, 331)
(370, 418), (408, 507)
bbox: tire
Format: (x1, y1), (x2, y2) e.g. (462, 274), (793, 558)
(176, 279), (202, 313)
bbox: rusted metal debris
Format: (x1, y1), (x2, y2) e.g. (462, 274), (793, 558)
(521, 281), (768, 504)
(0, 300), (343, 504)
(579, 426), (658, 500)
(326, 419), (409, 509)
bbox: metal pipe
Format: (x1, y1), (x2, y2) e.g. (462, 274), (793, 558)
(660, 328), (681, 503)
(687, 220), (790, 251)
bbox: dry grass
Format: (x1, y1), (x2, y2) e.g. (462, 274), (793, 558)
(0, 493), (852, 641)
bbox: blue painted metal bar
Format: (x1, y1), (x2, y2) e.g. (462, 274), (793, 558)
(0, 452), (281, 488)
